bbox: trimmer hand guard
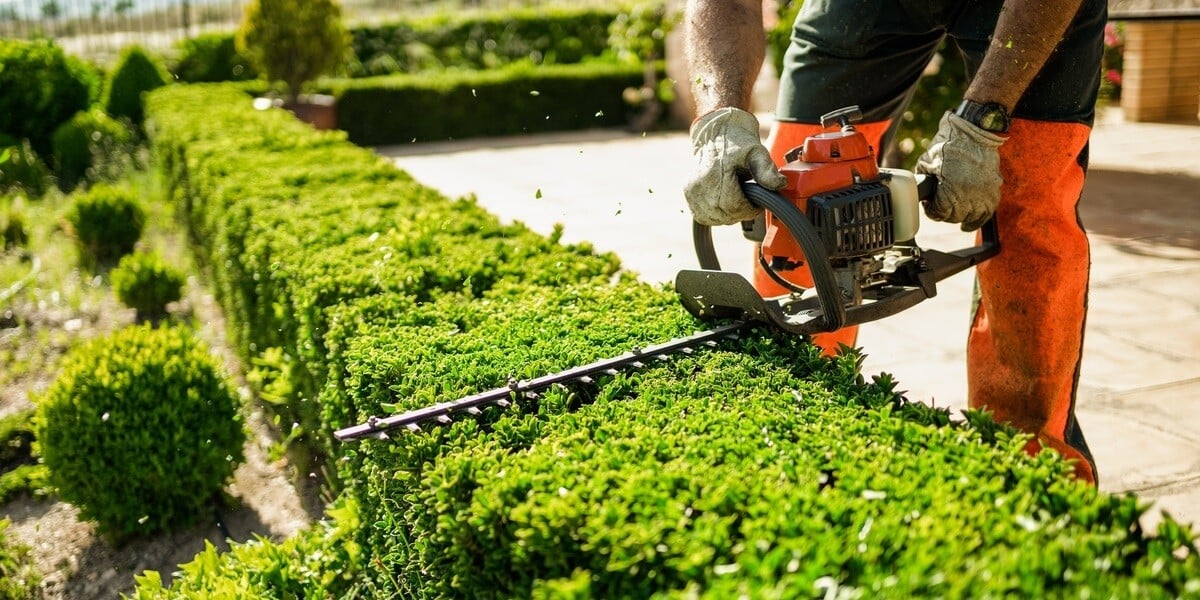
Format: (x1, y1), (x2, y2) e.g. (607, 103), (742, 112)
(675, 233), (996, 335)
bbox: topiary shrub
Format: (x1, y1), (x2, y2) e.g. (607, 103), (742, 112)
(111, 251), (186, 322)
(103, 45), (171, 129)
(50, 108), (137, 192)
(0, 39), (100, 157)
(34, 324), (246, 541)
(0, 135), (52, 199)
(64, 184), (145, 270)
(236, 0), (349, 104)
(171, 32), (258, 83)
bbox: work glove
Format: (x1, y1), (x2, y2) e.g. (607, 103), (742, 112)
(915, 112), (1006, 232)
(685, 107), (788, 226)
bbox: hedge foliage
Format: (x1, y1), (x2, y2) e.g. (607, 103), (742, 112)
(110, 251), (186, 321)
(329, 62), (648, 145)
(102, 45), (170, 129)
(0, 519), (39, 599)
(171, 7), (623, 83)
(346, 7), (620, 76)
(136, 83), (1200, 597)
(64, 183), (145, 269)
(50, 107), (137, 191)
(0, 136), (52, 199)
(0, 39), (100, 158)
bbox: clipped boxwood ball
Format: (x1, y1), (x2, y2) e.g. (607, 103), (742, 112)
(65, 184), (145, 270)
(35, 324), (246, 540)
(111, 252), (186, 322)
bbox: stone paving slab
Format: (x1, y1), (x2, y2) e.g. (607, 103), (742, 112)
(376, 114), (1200, 529)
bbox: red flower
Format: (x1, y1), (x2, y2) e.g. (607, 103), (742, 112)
(1104, 22), (1122, 47)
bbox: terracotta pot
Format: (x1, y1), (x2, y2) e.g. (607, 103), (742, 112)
(285, 94), (337, 130)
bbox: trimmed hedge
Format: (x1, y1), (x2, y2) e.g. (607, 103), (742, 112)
(347, 7), (620, 76)
(170, 7), (622, 83)
(329, 62), (648, 146)
(137, 84), (1200, 597)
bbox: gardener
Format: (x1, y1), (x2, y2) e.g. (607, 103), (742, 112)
(682, 0), (1105, 484)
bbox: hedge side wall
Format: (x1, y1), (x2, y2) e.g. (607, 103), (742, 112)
(138, 84), (1199, 598)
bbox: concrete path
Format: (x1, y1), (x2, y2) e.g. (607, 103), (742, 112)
(375, 108), (1200, 530)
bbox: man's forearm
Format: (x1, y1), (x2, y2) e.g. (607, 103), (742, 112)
(684, 0), (766, 116)
(966, 0), (1087, 111)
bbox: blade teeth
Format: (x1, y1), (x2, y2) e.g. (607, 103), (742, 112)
(373, 431), (390, 440)
(466, 406), (482, 415)
(604, 368), (619, 376)
(523, 391), (540, 400)
(630, 361), (645, 369)
(679, 347), (694, 355)
(577, 376), (594, 385)
(436, 415), (452, 425)
(496, 399), (511, 408)
(405, 423), (421, 433)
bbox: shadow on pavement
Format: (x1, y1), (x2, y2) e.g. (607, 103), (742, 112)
(1081, 169), (1200, 251)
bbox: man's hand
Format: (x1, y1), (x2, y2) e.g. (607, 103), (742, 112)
(916, 112), (1006, 232)
(685, 108), (787, 226)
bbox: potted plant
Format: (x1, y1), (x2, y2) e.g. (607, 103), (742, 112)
(235, 0), (349, 129)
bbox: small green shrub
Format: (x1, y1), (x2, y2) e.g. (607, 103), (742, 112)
(0, 39), (100, 157)
(171, 32), (258, 83)
(0, 519), (40, 599)
(50, 108), (137, 191)
(111, 252), (186, 322)
(236, 0), (349, 103)
(129, 497), (363, 598)
(103, 45), (170, 129)
(0, 136), (52, 199)
(34, 324), (246, 541)
(0, 409), (36, 471)
(65, 184), (145, 269)
(2, 208), (26, 251)
(0, 409), (46, 504)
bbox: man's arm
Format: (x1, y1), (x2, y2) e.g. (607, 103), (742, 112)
(966, 0), (1088, 111)
(683, 0), (766, 115)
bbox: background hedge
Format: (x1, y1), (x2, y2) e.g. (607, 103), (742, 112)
(328, 62), (649, 145)
(134, 83), (1200, 598)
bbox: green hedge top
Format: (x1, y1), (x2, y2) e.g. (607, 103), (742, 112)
(330, 281), (1200, 599)
(138, 83), (1200, 599)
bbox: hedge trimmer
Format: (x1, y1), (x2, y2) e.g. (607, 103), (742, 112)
(334, 106), (998, 442)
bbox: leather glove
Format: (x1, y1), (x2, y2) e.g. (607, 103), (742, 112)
(915, 111), (1006, 232)
(685, 108), (788, 226)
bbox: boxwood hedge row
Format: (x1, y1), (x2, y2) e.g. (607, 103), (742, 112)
(328, 62), (649, 146)
(138, 83), (1199, 598)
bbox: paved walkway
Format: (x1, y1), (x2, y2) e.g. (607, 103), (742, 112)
(375, 108), (1200, 530)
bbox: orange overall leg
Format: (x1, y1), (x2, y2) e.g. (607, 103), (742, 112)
(969, 118), (1097, 484)
(759, 120), (893, 356)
